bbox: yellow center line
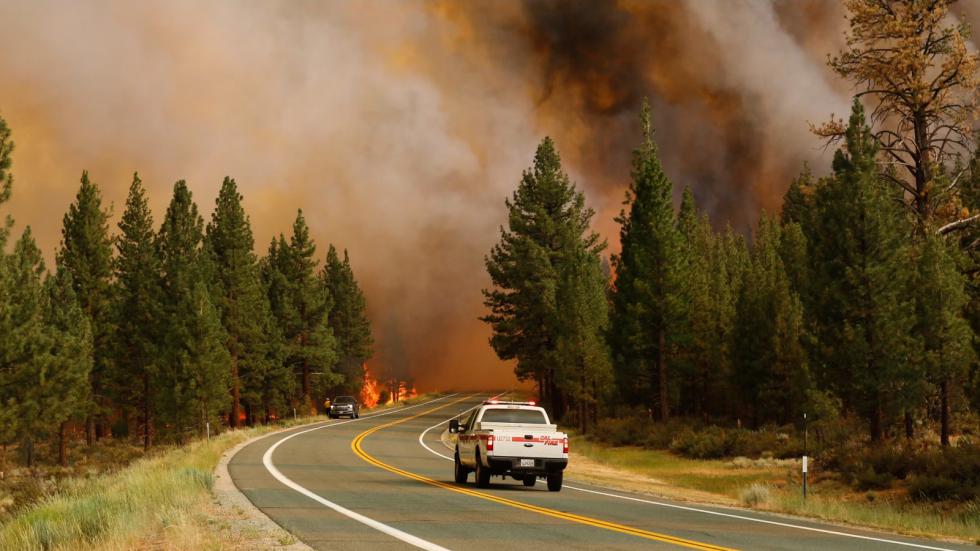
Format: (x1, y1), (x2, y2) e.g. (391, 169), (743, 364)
(351, 395), (737, 551)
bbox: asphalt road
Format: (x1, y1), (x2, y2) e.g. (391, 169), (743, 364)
(228, 394), (976, 551)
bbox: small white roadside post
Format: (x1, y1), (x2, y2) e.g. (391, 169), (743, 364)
(802, 412), (808, 500)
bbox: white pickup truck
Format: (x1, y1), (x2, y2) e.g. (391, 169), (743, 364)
(449, 400), (568, 491)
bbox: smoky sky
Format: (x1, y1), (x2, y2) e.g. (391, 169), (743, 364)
(1, 0), (976, 391)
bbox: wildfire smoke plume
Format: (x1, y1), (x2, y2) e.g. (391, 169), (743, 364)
(3, 1), (979, 392)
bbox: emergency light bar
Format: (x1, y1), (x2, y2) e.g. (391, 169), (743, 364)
(483, 400), (538, 406)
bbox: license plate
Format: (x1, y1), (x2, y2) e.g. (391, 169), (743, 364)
(520, 458), (535, 467)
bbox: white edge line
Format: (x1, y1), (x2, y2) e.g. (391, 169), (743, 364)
(262, 394), (458, 551)
(416, 406), (959, 551)
(560, 485), (958, 551)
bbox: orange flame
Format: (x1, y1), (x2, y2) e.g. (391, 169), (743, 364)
(360, 364), (381, 408)
(389, 381), (417, 403)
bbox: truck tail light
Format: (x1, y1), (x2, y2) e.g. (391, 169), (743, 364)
(562, 437), (569, 454)
(487, 434), (495, 452)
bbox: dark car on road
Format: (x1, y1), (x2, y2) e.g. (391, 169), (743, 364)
(329, 396), (360, 419)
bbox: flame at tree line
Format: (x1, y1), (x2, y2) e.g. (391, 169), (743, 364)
(359, 364), (417, 408)
(360, 364), (381, 408)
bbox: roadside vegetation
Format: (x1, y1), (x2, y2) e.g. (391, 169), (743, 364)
(569, 433), (980, 544)
(0, 394), (439, 551)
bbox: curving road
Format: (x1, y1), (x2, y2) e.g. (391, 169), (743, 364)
(227, 394), (974, 550)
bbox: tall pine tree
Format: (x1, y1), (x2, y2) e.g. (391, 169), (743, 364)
(156, 181), (229, 442)
(807, 100), (919, 442)
(0, 229), (50, 467)
(264, 212), (338, 414)
(553, 233), (612, 431)
(915, 233), (974, 445)
(205, 177), (272, 427)
(610, 101), (686, 420)
(112, 174), (161, 449)
(44, 265), (94, 466)
(58, 171), (113, 443)
(676, 188), (713, 417)
(260, 236), (297, 421)
(323, 245), (373, 395)
(482, 137), (605, 419)
(733, 213), (808, 426)
(0, 117), (16, 473)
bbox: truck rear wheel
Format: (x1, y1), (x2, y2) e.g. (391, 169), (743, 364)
(547, 472), (563, 492)
(454, 451), (469, 483)
(522, 475), (535, 487)
(475, 453), (491, 488)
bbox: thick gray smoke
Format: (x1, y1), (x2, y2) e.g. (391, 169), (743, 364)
(0, 0), (917, 390)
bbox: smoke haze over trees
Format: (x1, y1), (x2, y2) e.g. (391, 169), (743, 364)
(8, 0), (980, 389)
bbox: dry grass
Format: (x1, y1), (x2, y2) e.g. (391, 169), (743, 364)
(0, 395), (442, 551)
(569, 435), (980, 544)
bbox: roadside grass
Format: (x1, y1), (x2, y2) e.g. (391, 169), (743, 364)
(0, 429), (257, 551)
(568, 435), (980, 544)
(0, 394), (441, 551)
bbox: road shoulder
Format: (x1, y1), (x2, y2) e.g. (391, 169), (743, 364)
(213, 424), (319, 551)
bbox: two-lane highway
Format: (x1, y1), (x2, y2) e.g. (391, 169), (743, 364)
(228, 394), (974, 550)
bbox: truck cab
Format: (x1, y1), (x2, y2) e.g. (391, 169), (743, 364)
(449, 400), (568, 491)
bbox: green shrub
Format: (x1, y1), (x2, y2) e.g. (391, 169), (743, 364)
(854, 467), (894, 491)
(909, 475), (964, 501)
(593, 416), (652, 447)
(909, 442), (980, 501)
(668, 426), (802, 460)
(670, 426), (732, 458)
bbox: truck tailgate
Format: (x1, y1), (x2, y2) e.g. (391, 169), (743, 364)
(481, 425), (565, 459)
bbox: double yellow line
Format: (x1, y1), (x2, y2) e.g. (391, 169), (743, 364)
(351, 395), (736, 551)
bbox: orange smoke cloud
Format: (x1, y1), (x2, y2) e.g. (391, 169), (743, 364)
(0, 1), (852, 392)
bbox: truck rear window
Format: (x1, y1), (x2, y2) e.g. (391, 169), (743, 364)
(481, 409), (548, 424)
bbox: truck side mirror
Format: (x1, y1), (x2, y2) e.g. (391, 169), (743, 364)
(449, 419), (460, 433)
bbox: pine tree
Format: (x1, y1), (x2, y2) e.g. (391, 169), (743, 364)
(260, 236), (296, 421)
(807, 100), (919, 442)
(956, 145), (980, 430)
(676, 188), (713, 417)
(112, 174), (161, 449)
(0, 228), (50, 467)
(609, 100), (686, 420)
(205, 177), (271, 427)
(58, 171), (113, 443)
(43, 265), (93, 466)
(0, 117), (16, 473)
(553, 234), (612, 432)
(156, 181), (229, 442)
(323, 245), (373, 395)
(265, 212), (338, 414)
(733, 214), (808, 426)
(482, 137), (604, 419)
(915, 233), (974, 446)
